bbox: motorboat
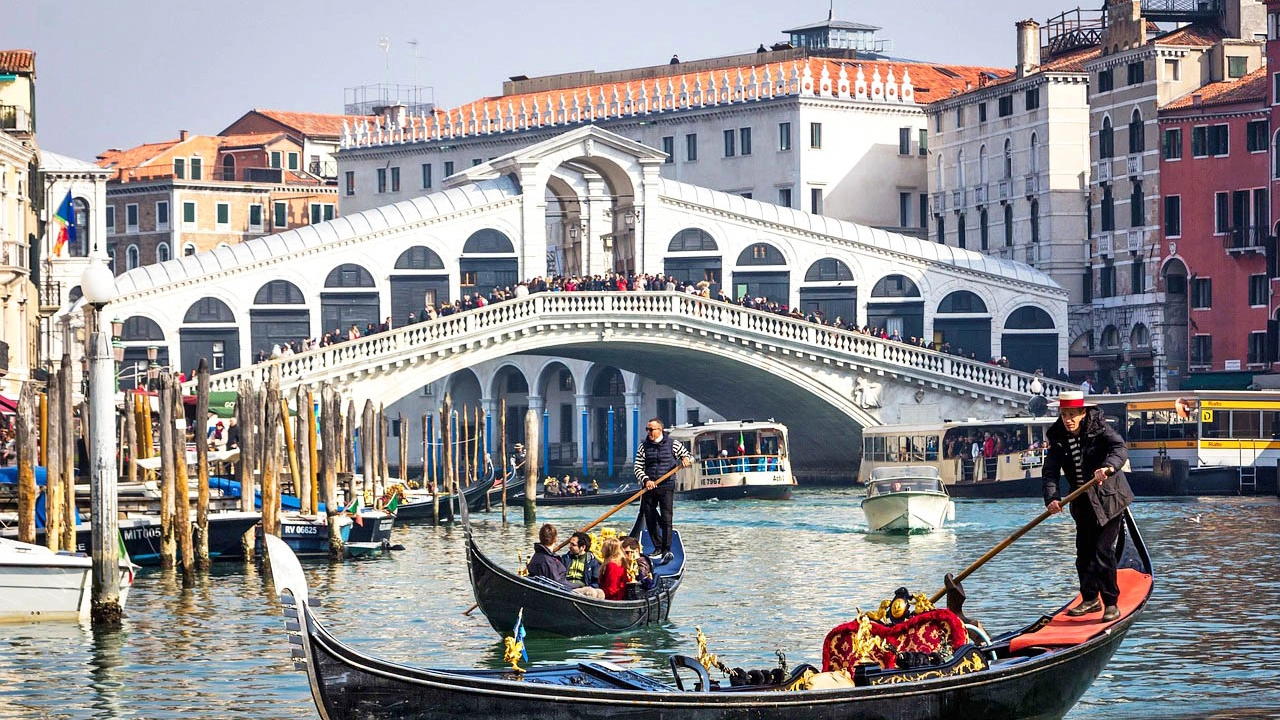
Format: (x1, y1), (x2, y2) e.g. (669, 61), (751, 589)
(0, 536), (135, 622)
(668, 421), (796, 500)
(860, 466), (955, 533)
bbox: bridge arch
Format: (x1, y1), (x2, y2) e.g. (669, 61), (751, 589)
(322, 262), (380, 337)
(487, 361), (531, 400)
(867, 273), (924, 338)
(444, 367), (483, 410)
(934, 289), (992, 360)
(181, 296), (239, 376)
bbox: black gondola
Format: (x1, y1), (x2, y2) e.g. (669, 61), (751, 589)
(264, 509), (1153, 720)
(395, 460), (499, 521)
(503, 483), (639, 507)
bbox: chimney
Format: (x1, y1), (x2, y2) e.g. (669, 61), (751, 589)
(1016, 19), (1041, 79)
(1192, 94), (1203, 106)
(179, 129), (189, 141)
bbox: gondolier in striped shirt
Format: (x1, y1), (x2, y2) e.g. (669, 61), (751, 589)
(632, 418), (692, 564)
(1042, 391), (1133, 623)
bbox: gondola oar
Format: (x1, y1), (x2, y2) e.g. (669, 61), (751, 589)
(929, 474), (1103, 605)
(462, 463), (685, 616)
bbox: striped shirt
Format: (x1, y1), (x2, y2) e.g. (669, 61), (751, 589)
(1067, 435), (1084, 486)
(633, 436), (692, 483)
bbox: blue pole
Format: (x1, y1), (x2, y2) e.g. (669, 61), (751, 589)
(607, 405), (616, 478)
(631, 405), (639, 457)
(426, 412), (434, 483)
(581, 408), (589, 477)
(542, 409), (550, 481)
(485, 411), (493, 455)
(451, 411), (458, 482)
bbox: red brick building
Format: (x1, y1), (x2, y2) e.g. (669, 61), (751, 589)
(1158, 67), (1270, 376)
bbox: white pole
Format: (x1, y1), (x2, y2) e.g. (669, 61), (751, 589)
(88, 324), (121, 621)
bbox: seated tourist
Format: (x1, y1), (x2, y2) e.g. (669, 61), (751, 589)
(620, 536), (656, 592)
(560, 531), (604, 598)
(526, 524), (568, 586)
(598, 538), (628, 600)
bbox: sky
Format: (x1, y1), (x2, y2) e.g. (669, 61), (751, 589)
(5, 0), (1078, 161)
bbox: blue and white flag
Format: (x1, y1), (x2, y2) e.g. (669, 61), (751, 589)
(514, 608), (528, 662)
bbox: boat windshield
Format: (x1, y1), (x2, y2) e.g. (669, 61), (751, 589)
(868, 466), (940, 481)
(868, 477), (943, 495)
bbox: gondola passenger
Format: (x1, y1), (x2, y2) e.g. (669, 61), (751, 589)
(526, 524), (568, 586)
(598, 538), (628, 600)
(560, 531), (604, 599)
(620, 536), (656, 592)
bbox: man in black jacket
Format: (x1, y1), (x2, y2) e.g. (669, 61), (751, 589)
(1043, 391), (1134, 622)
(526, 523), (567, 586)
(632, 418), (692, 563)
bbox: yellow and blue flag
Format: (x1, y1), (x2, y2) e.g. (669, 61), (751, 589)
(514, 608), (528, 662)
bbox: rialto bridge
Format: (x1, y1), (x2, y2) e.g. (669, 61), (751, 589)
(87, 126), (1072, 477)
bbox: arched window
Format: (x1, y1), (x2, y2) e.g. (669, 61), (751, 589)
(156, 242), (170, 263)
(1273, 130), (1280, 179)
(222, 154), (236, 181)
(324, 263), (376, 288)
(126, 244), (139, 270)
(1128, 109), (1144, 154)
(937, 154), (945, 191)
(1130, 181), (1144, 227)
(668, 228), (719, 252)
(184, 297), (235, 323)
(1130, 323), (1150, 348)
(979, 209), (989, 250)
(1005, 305), (1055, 329)
(462, 228), (515, 254)
(957, 213), (966, 248)
(1100, 116), (1114, 159)
(1003, 139), (1013, 179)
(182, 242), (197, 256)
(1030, 200), (1040, 243)
(1004, 203), (1014, 247)
(736, 242), (785, 266)
(1101, 325), (1120, 348)
(804, 258), (853, 281)
(978, 144), (988, 184)
(938, 290), (987, 314)
(1029, 133), (1039, 174)
(871, 275), (920, 297)
(254, 279), (306, 304)
(956, 148), (966, 189)
(394, 246), (446, 269)
(71, 197), (90, 257)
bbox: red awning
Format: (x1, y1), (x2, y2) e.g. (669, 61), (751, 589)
(0, 394), (16, 414)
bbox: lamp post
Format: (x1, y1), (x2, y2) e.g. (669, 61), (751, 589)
(79, 255), (122, 624)
(146, 344), (159, 391)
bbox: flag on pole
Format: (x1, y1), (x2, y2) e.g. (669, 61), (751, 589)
(344, 497), (363, 526)
(513, 608), (528, 662)
(51, 190), (76, 256)
(736, 432), (745, 455)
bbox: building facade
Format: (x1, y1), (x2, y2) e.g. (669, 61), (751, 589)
(0, 50), (39, 398)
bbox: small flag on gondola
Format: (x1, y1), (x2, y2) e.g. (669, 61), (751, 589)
(513, 608), (528, 662)
(344, 497), (363, 526)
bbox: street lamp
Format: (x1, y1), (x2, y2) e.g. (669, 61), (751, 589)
(78, 255), (122, 623)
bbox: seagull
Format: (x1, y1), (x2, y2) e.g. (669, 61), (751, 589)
(1187, 513), (1202, 524)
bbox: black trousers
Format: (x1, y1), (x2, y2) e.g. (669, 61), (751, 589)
(1072, 505), (1124, 607)
(638, 487), (674, 554)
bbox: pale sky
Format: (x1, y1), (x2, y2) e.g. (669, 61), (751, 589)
(5, 0), (1077, 161)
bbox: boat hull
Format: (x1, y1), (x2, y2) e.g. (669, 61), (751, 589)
(395, 467), (500, 522)
(677, 482), (793, 501)
(5, 512), (261, 566)
(0, 539), (134, 621)
(861, 492), (953, 533)
(945, 474), (1044, 499)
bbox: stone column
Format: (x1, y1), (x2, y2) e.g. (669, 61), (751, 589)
(574, 392), (591, 472)
(516, 162), (549, 280)
(480, 397), (498, 455)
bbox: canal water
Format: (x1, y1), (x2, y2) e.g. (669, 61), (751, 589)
(2, 489), (1278, 719)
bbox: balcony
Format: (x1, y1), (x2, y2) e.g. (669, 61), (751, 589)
(1223, 225), (1265, 253)
(973, 184), (988, 206)
(1096, 160), (1112, 183)
(931, 193), (944, 214)
(1126, 155), (1142, 177)
(1098, 232), (1113, 257)
(1024, 244), (1041, 264)
(0, 105), (31, 133)
(0, 238), (27, 271)
(243, 167), (284, 183)
(308, 160), (338, 179)
(1024, 174), (1039, 196)
(1126, 228), (1145, 252)
(951, 188), (965, 210)
(39, 279), (62, 315)
(998, 179), (1012, 201)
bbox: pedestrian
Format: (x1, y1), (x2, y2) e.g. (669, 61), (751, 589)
(631, 417), (692, 564)
(1043, 390), (1133, 622)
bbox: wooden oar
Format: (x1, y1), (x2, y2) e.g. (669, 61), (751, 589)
(462, 463), (685, 615)
(929, 474), (1103, 605)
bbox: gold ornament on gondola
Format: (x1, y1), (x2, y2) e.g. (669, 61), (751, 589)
(503, 637), (525, 674)
(694, 626), (731, 675)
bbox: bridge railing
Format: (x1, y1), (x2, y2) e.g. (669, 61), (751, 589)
(202, 291), (1073, 400)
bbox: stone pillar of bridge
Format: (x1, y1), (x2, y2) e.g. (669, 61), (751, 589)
(624, 390), (642, 458)
(574, 393), (591, 473)
(583, 172), (610, 276)
(634, 160), (663, 276)
(517, 162), (550, 280)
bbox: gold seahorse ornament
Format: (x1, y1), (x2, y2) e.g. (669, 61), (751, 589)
(503, 636), (525, 674)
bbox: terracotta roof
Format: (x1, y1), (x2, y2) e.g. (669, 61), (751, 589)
(244, 109), (373, 138)
(0, 50), (34, 74)
(1162, 66), (1268, 110)
(1039, 45), (1101, 73)
(1153, 24), (1224, 47)
(217, 132), (289, 150)
(96, 139), (181, 174)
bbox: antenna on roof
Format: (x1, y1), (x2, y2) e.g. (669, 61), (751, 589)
(408, 39), (421, 87)
(828, 0), (834, 21)
(378, 36), (392, 85)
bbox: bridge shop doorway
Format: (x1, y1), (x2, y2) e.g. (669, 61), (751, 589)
(250, 280), (309, 359)
(322, 263), (380, 336)
(1000, 305), (1057, 373)
(866, 274), (923, 338)
(180, 296), (240, 376)
(933, 290), (991, 360)
(391, 246), (450, 325)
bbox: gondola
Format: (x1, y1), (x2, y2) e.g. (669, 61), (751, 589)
(264, 508), (1153, 720)
(394, 460), (500, 521)
(503, 483), (639, 507)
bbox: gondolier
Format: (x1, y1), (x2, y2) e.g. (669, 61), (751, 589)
(1043, 390), (1134, 622)
(632, 417), (692, 563)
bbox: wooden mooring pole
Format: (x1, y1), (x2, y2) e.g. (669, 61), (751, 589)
(236, 378), (257, 558)
(169, 374), (195, 587)
(15, 383), (38, 544)
(321, 384), (342, 560)
(194, 359), (211, 569)
(156, 374), (178, 570)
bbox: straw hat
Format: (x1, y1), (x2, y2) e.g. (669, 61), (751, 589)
(1052, 390), (1096, 409)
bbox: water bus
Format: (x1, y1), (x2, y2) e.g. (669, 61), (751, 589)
(668, 421), (796, 500)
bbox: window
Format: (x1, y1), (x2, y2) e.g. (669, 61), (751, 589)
(287, 152), (299, 171)
(1128, 111), (1144, 154)
(1098, 68), (1114, 92)
(471, 158), (482, 166)
(215, 202), (229, 229)
(957, 213), (966, 248)
(778, 187), (792, 208)
(1130, 182), (1144, 227)
(105, 205), (116, 233)
(1165, 58), (1181, 81)
(919, 193), (928, 231)
(899, 191), (911, 227)
(899, 127), (912, 155)
(1192, 126), (1208, 157)
(1249, 331), (1268, 365)
(270, 151), (281, 168)
(661, 136), (674, 163)
(934, 113), (941, 132)
(1165, 196), (1181, 237)
(443, 160), (454, 177)
(273, 201), (287, 228)
(739, 127), (752, 155)
(979, 208), (989, 250)
(156, 242), (170, 263)
(345, 171), (355, 196)
(182, 201), (196, 227)
(1274, 130), (1280, 178)
(1191, 335), (1212, 365)
(310, 203), (322, 224)
(1131, 257), (1145, 294)
(809, 122), (822, 149)
(1248, 274), (1269, 306)
(1101, 184), (1114, 231)
(183, 242), (196, 256)
(686, 133), (698, 161)
(1191, 277), (1213, 308)
(723, 129), (736, 157)
(1127, 61), (1145, 85)
(173, 158), (185, 179)
(323, 203), (335, 221)
(421, 163), (432, 189)
(376, 168), (387, 193)
(810, 187), (823, 215)
(998, 95), (1013, 117)
(956, 107), (964, 128)
(249, 203), (263, 230)
(1228, 56), (1248, 79)
(156, 200), (169, 230)
(212, 340), (225, 372)
(1030, 200), (1040, 243)
(390, 166), (401, 192)
(1162, 128), (1182, 160)
(1209, 124), (1229, 156)
(778, 122), (792, 151)
(126, 244), (139, 270)
(1100, 117), (1114, 159)
(1247, 120), (1268, 152)
(918, 128), (928, 155)
(1100, 261), (1115, 297)
(1083, 268), (1093, 302)
(1003, 139), (1013, 179)
(936, 214), (945, 243)
(978, 102), (987, 122)
(1004, 203), (1014, 247)
(190, 157), (202, 180)
(1025, 88), (1040, 111)
(1215, 192), (1229, 233)
(126, 203), (138, 231)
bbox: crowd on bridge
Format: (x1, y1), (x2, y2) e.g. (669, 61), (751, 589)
(250, 271), (1043, 372)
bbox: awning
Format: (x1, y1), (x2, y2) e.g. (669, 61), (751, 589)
(0, 394), (16, 415)
(1177, 371), (1256, 390)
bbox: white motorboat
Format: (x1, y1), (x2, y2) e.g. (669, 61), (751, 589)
(860, 466), (955, 533)
(0, 537), (135, 622)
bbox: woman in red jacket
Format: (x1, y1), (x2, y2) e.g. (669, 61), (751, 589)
(598, 538), (627, 600)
